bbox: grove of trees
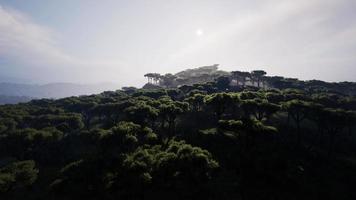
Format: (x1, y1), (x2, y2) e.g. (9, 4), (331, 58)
(1, 67), (356, 200)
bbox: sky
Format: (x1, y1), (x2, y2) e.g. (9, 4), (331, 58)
(0, 0), (356, 86)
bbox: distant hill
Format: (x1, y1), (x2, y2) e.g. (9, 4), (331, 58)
(143, 65), (356, 96)
(144, 64), (230, 88)
(0, 95), (33, 105)
(0, 82), (120, 99)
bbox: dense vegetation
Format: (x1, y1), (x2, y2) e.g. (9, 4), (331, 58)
(1, 67), (356, 200)
(144, 65), (356, 96)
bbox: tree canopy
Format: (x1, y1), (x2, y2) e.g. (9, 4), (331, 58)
(1, 66), (356, 200)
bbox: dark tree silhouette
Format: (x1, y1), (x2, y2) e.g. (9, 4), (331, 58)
(251, 70), (267, 87)
(283, 100), (311, 146)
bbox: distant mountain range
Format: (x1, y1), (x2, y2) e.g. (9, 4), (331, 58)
(0, 82), (121, 104)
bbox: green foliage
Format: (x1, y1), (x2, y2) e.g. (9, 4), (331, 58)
(121, 140), (219, 186)
(0, 160), (38, 193)
(1, 69), (356, 199)
(0, 173), (15, 193)
(241, 99), (280, 121)
(215, 76), (231, 91)
(283, 100), (311, 120)
(218, 120), (243, 131)
(132, 89), (167, 99)
(99, 121), (159, 159)
(205, 93), (237, 119)
(124, 101), (159, 125)
(184, 93), (205, 111)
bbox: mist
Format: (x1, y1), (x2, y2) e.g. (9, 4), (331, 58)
(1, 0), (356, 87)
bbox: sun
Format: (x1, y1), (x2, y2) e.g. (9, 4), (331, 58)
(196, 29), (204, 36)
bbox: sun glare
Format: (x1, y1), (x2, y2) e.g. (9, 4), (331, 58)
(196, 29), (204, 36)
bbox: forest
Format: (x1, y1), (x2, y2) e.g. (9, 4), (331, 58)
(1, 66), (356, 200)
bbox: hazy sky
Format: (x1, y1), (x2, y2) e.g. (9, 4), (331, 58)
(0, 0), (356, 86)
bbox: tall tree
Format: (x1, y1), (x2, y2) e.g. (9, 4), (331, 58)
(124, 101), (159, 126)
(283, 100), (311, 146)
(251, 70), (267, 87)
(241, 99), (280, 121)
(159, 101), (188, 136)
(205, 93), (235, 120)
(323, 108), (348, 156)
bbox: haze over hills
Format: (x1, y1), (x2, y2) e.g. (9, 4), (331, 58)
(142, 65), (356, 96)
(2, 64), (356, 105)
(0, 95), (32, 105)
(0, 82), (120, 102)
